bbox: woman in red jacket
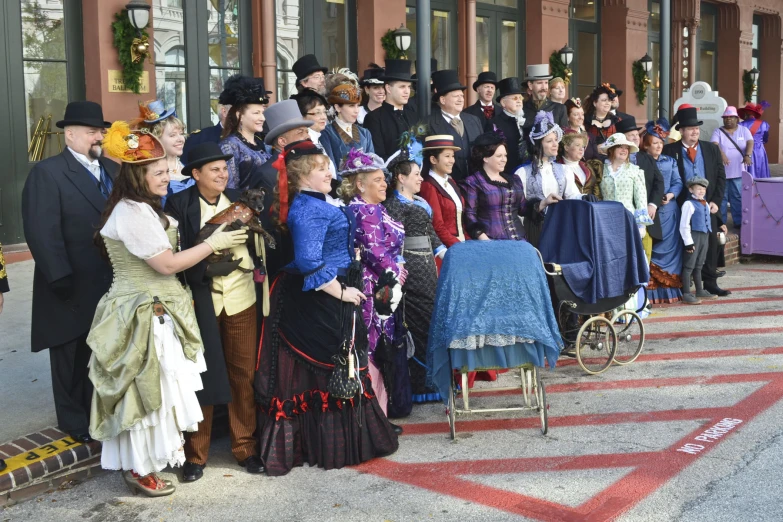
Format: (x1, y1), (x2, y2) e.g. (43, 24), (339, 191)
(418, 135), (466, 247)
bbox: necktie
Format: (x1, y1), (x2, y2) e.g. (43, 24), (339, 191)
(481, 105), (494, 120)
(451, 117), (464, 137)
(98, 166), (112, 199)
(686, 146), (697, 163)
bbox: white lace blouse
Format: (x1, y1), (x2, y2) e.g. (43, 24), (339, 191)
(101, 199), (177, 260)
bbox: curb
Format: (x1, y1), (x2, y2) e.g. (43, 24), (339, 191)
(0, 427), (103, 507)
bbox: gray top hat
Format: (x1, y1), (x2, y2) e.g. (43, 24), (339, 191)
(524, 64), (553, 82)
(263, 99), (314, 145)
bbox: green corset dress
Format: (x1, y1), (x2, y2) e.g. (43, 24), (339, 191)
(87, 227), (204, 441)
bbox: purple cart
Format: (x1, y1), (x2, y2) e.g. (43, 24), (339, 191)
(741, 171), (783, 256)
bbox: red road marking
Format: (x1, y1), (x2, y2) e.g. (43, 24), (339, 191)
(658, 296), (783, 308)
(360, 373), (783, 521)
(741, 269), (783, 274)
(724, 284), (783, 292)
(644, 326), (783, 341)
(646, 309), (783, 324)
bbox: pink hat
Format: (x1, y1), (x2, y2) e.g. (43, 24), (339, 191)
(722, 106), (739, 118)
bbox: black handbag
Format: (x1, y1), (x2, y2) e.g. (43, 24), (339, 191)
(327, 307), (360, 400)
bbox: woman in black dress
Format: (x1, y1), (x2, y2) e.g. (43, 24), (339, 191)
(383, 147), (446, 403)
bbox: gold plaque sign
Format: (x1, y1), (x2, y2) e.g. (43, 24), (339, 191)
(108, 70), (150, 93)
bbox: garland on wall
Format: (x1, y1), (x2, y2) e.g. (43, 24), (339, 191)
(631, 60), (649, 105)
(742, 70), (754, 103)
(111, 9), (150, 94)
(549, 51), (570, 84)
(381, 29), (405, 60)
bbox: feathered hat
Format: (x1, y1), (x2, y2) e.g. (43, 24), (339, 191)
(218, 74), (271, 106)
(326, 70), (362, 106)
(529, 110), (564, 144)
(589, 82), (619, 101)
(385, 126), (427, 171)
(737, 101), (770, 120)
(103, 121), (166, 164)
(271, 139), (325, 223)
(644, 118), (671, 142)
(338, 148), (387, 178)
(134, 99), (176, 125)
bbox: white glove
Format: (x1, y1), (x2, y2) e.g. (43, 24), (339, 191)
(204, 223), (249, 252)
(638, 226), (647, 239)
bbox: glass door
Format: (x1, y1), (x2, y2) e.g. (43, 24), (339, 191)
(476, 2), (521, 79)
(570, 0), (600, 100)
(405, 0), (458, 73)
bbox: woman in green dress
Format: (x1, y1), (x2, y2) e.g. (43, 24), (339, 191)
(89, 122), (248, 497)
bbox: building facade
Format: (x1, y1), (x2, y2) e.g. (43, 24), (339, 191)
(0, 0), (781, 244)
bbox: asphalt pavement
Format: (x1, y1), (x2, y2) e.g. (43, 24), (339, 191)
(1, 259), (783, 521)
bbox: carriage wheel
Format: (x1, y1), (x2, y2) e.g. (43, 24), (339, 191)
(611, 310), (645, 365)
(557, 304), (581, 353)
(448, 374), (457, 440)
(534, 368), (548, 435)
(575, 315), (618, 375)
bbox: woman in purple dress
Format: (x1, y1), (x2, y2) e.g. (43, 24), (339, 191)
(739, 101), (771, 179)
(338, 149), (408, 427)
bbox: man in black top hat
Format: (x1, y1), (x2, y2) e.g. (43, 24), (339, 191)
(485, 77), (527, 175)
(464, 71), (501, 123)
(293, 54), (328, 96)
(521, 64), (568, 143)
(662, 106), (730, 296)
(359, 66), (386, 125)
(426, 70), (484, 183)
(363, 59), (419, 159)
(610, 83), (633, 121)
(21, 101), (118, 444)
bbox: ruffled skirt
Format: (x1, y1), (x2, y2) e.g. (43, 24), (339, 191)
(99, 315), (206, 476)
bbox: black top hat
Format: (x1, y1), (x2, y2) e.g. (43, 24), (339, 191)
(360, 67), (385, 86)
(673, 107), (703, 130)
(609, 83), (624, 97)
(182, 142), (233, 177)
(615, 115), (641, 134)
(412, 58), (438, 80)
(431, 70), (466, 97)
(292, 54), (328, 82)
(56, 101), (111, 129)
(382, 59), (414, 83)
(495, 77), (524, 102)
(473, 71), (498, 91)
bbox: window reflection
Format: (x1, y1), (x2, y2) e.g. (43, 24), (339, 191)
(322, 0), (347, 71)
(208, 0), (241, 123)
(276, 0), (304, 100)
(571, 0), (596, 22)
(476, 16), (490, 73)
(404, 8), (452, 71)
(153, 0), (187, 128)
(500, 20), (517, 78)
(575, 31), (597, 101)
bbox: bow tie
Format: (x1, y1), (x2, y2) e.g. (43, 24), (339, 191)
(481, 105), (495, 119)
(695, 199), (707, 206)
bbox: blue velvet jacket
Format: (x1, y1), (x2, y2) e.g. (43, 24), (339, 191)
(320, 121), (375, 168)
(286, 191), (357, 291)
(220, 133), (272, 190)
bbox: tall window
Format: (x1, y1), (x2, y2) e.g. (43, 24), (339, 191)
(404, 5), (454, 73)
(21, 0), (68, 161)
(153, 0), (187, 127)
(475, 0), (521, 78)
(697, 2), (717, 88)
(751, 14), (760, 103)
(570, 0), (600, 100)
(208, 0), (242, 124)
(648, 0), (661, 119)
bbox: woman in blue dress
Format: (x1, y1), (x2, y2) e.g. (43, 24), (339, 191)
(642, 119), (684, 303)
(254, 140), (397, 476)
(320, 78), (375, 167)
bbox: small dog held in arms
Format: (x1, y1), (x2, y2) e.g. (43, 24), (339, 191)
(195, 188), (276, 272)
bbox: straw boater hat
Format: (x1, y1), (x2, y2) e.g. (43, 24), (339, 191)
(103, 121), (166, 164)
(422, 134), (461, 151)
(598, 132), (639, 155)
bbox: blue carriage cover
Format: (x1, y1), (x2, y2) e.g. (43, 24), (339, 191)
(538, 200), (650, 305)
(426, 241), (562, 405)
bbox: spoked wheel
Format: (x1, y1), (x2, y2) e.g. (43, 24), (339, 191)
(521, 366), (532, 407)
(575, 315), (618, 374)
(611, 310), (645, 365)
(557, 304), (581, 355)
(533, 368), (548, 435)
(448, 374), (457, 440)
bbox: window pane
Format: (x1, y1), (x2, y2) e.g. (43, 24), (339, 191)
(500, 20), (517, 78)
(24, 61), (68, 161)
(700, 12), (715, 42)
(153, 0), (187, 128)
(432, 10), (451, 70)
(405, 7), (417, 66)
(752, 23), (759, 50)
(478, 0), (517, 6)
(575, 31), (597, 100)
(476, 16), (490, 73)
(698, 49), (715, 86)
(650, 1), (661, 34)
(276, 0), (304, 99)
(208, 0), (240, 69)
(650, 42), (660, 119)
(210, 68), (240, 124)
(571, 0), (596, 22)
(21, 0), (66, 61)
(322, 0), (347, 70)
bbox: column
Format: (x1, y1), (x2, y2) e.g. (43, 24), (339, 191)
(252, 0), (277, 103)
(81, 0), (156, 122)
(465, 0), (477, 105)
(671, 0), (699, 102)
(759, 14), (782, 163)
(355, 0), (405, 73)
(525, 0), (570, 65)
(600, 0), (651, 119)
(715, 3), (753, 106)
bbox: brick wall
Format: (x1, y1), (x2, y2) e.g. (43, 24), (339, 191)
(724, 233), (740, 266)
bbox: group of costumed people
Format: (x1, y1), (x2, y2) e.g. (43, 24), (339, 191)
(19, 52), (767, 496)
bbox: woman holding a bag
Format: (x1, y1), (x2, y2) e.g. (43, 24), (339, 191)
(254, 140), (398, 476)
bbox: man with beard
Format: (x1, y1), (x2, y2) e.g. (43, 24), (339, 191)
(22, 101), (117, 444)
(609, 83), (632, 121)
(485, 77), (527, 174)
(522, 64), (568, 148)
(363, 59), (419, 159)
(292, 54), (328, 96)
(464, 71), (501, 123)
(426, 69), (484, 183)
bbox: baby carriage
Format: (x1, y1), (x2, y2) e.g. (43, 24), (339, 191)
(426, 241), (562, 439)
(538, 200), (650, 375)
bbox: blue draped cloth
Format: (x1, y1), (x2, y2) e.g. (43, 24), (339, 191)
(538, 199), (650, 304)
(426, 241), (562, 405)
